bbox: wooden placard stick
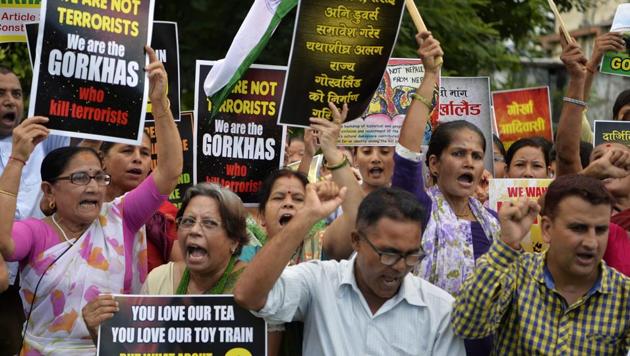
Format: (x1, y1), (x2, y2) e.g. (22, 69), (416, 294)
(404, 0), (443, 66)
(546, 0), (574, 44)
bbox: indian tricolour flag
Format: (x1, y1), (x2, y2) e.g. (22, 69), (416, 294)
(203, 0), (297, 116)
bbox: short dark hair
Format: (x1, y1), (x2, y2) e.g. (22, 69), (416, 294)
(541, 174), (612, 219)
(177, 183), (249, 253)
(493, 134), (506, 157)
(258, 168), (309, 214)
(99, 132), (151, 156)
(426, 120), (487, 183)
(612, 89), (630, 120)
(579, 141), (593, 169)
(41, 147), (102, 183)
(505, 137), (551, 168)
(356, 187), (426, 232)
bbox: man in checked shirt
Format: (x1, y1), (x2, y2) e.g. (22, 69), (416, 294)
(452, 174), (629, 355)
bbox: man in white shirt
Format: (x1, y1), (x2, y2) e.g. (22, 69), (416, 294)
(234, 183), (464, 355)
(0, 66), (69, 353)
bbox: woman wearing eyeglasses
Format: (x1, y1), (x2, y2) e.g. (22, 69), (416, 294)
(82, 183), (269, 351)
(0, 46), (182, 355)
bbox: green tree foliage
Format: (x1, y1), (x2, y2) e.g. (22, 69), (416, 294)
(0, 42), (32, 107)
(154, 0), (588, 110)
(3, 0), (589, 111)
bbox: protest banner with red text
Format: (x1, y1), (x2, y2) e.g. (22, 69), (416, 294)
(28, 0), (155, 144)
(438, 77), (494, 171)
(0, 0), (40, 43)
(194, 61), (286, 206)
(489, 178), (553, 253)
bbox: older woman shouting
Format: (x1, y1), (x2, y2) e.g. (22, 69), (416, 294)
(0, 46), (182, 355)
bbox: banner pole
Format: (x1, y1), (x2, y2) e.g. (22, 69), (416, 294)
(404, 0), (443, 66)
(546, 0), (574, 44)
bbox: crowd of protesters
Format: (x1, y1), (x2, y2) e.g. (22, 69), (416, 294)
(0, 28), (628, 356)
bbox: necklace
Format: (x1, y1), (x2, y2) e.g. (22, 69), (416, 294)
(176, 255), (237, 295)
(454, 206), (474, 219)
(51, 214), (78, 245)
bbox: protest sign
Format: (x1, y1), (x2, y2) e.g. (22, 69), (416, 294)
(338, 58), (437, 146)
(600, 4), (630, 78)
(492, 86), (553, 148)
(26, 20), (178, 123)
(278, 0), (405, 127)
(195, 61), (286, 206)
(144, 21), (180, 122)
(28, 0), (155, 144)
(144, 111), (194, 209)
(439, 77), (494, 170)
(97, 295), (266, 355)
(593, 120), (630, 147)
(489, 178), (553, 253)
(0, 0), (40, 43)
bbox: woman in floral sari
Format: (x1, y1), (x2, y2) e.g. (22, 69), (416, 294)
(0, 46), (182, 355)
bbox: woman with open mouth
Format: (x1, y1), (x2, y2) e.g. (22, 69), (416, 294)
(0, 47), (183, 355)
(81, 183), (275, 351)
(391, 32), (500, 354)
(241, 102), (364, 355)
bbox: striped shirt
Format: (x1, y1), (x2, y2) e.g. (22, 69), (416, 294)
(452, 239), (630, 355)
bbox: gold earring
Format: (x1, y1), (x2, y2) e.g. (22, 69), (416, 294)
(49, 200), (56, 210)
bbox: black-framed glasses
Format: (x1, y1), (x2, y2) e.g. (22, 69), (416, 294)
(359, 232), (424, 267)
(176, 216), (222, 232)
(55, 172), (111, 186)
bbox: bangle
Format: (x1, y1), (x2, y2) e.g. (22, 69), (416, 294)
(324, 155), (349, 171)
(411, 93), (433, 111)
(0, 189), (17, 198)
(9, 156), (26, 165)
(562, 96), (587, 107)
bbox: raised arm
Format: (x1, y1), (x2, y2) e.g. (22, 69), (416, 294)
(145, 46), (183, 195)
(312, 103), (365, 260)
(398, 31), (441, 152)
(234, 181), (345, 311)
(555, 38), (589, 177)
(297, 129), (317, 175)
(0, 116), (49, 258)
(583, 32), (625, 101)
(452, 199), (539, 338)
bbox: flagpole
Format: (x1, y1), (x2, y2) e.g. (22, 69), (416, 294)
(404, 0), (443, 66)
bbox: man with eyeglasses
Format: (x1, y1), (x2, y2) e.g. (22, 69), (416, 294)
(234, 184), (465, 355)
(0, 66), (69, 354)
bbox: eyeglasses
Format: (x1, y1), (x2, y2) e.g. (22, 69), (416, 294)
(359, 232), (424, 267)
(55, 172), (111, 186)
(176, 216), (222, 232)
